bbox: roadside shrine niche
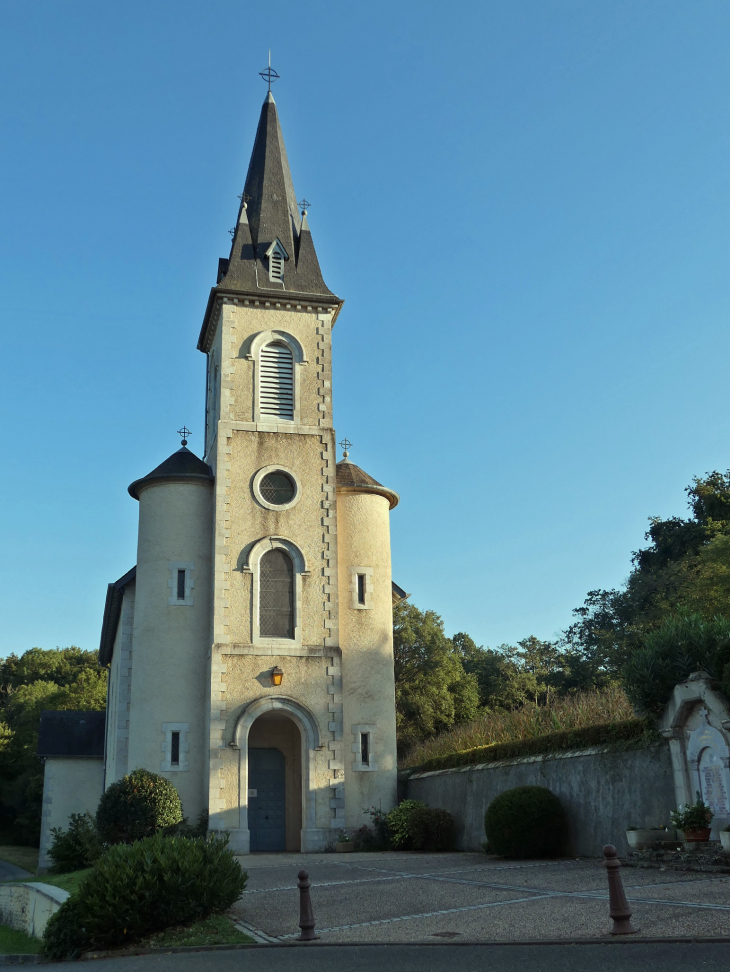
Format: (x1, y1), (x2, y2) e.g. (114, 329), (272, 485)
(660, 672), (730, 839)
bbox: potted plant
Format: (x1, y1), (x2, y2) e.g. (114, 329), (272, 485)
(721, 826), (730, 852)
(335, 830), (355, 853)
(625, 825), (674, 850)
(670, 793), (714, 843)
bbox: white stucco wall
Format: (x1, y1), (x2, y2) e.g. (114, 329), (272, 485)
(337, 489), (398, 829)
(127, 479), (213, 821)
(38, 757), (105, 872)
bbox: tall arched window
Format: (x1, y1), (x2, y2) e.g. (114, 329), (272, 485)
(259, 549), (294, 638)
(259, 341), (294, 420)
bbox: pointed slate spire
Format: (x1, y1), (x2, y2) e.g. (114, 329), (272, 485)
(198, 89), (342, 351)
(218, 92), (334, 299)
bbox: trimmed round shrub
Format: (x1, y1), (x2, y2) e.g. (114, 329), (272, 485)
(48, 812), (102, 873)
(485, 786), (568, 859)
(42, 833), (247, 960)
(387, 799), (426, 849)
(96, 768), (183, 844)
(409, 806), (455, 851)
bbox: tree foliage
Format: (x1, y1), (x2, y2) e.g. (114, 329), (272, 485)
(562, 471), (730, 679)
(0, 647), (106, 844)
(622, 613), (730, 716)
(393, 601), (479, 749)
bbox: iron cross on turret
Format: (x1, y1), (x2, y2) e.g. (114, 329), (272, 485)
(339, 438), (352, 459)
(259, 51), (280, 92)
(177, 426), (191, 447)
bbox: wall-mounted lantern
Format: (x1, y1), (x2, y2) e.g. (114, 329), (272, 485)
(271, 666), (284, 687)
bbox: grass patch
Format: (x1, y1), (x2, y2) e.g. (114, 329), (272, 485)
(0, 846), (38, 873)
(0, 923), (41, 954)
(409, 718), (660, 772)
(140, 915), (254, 948)
(400, 686), (636, 768)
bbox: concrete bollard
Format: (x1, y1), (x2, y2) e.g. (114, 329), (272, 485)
(603, 844), (638, 935)
(296, 869), (319, 941)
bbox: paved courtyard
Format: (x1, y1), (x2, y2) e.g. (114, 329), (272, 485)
(230, 851), (730, 943)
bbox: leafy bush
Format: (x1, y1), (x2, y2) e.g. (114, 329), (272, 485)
(42, 833), (247, 960)
(670, 792), (713, 832)
(409, 806), (455, 851)
(387, 800), (426, 850)
(48, 812), (102, 873)
(622, 613), (730, 716)
(355, 806), (391, 851)
(484, 786), (568, 859)
(96, 768), (183, 844)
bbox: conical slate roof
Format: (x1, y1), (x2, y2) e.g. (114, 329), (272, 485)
(336, 458), (399, 510)
(128, 446), (214, 500)
(198, 92), (341, 351)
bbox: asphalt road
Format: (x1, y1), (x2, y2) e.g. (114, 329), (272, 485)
(62, 942), (730, 972)
(0, 859), (31, 881)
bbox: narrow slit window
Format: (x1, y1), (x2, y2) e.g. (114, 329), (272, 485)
(177, 569), (186, 601)
(360, 732), (370, 766)
(170, 731), (180, 766)
(357, 573), (366, 606)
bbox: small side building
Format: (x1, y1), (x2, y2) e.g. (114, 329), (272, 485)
(37, 711), (106, 872)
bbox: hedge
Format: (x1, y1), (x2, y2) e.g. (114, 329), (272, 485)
(413, 718), (659, 773)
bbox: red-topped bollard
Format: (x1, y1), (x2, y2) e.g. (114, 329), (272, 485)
(296, 869), (319, 941)
(603, 844), (638, 935)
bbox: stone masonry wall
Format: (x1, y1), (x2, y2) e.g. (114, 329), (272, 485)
(404, 744), (675, 858)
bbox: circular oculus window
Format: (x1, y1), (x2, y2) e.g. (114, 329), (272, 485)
(260, 472), (295, 505)
(253, 466), (300, 511)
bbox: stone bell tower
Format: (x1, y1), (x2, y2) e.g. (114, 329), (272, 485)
(197, 82), (399, 852)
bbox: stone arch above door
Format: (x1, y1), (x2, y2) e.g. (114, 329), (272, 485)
(225, 696), (326, 854)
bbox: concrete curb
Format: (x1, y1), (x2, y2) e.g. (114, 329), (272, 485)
(78, 936), (730, 958)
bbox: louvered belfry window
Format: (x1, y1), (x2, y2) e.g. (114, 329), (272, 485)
(259, 342), (294, 420)
(269, 248), (284, 281)
(259, 549), (294, 638)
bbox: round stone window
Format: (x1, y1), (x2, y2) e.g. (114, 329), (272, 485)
(260, 472), (295, 506)
(252, 466), (301, 511)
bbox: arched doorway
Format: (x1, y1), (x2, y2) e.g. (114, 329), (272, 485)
(247, 711), (303, 852)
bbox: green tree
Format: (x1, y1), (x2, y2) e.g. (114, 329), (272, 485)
(0, 647), (105, 845)
(563, 471), (730, 677)
(393, 602), (479, 751)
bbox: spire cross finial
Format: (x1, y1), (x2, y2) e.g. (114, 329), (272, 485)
(298, 197), (311, 215)
(339, 437), (352, 459)
(259, 50), (280, 92)
(177, 426), (191, 447)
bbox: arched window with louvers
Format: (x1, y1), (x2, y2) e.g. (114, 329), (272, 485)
(259, 341), (294, 421)
(259, 548), (294, 639)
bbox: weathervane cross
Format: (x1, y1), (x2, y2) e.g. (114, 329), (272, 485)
(259, 50), (280, 92)
(339, 437), (352, 459)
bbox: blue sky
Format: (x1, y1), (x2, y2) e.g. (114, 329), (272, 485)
(1, 0), (729, 657)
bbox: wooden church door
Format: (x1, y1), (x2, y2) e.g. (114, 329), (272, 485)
(248, 748), (286, 851)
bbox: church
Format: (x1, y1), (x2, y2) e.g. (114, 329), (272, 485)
(37, 77), (402, 863)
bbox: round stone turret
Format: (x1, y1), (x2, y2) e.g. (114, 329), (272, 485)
(335, 456), (399, 827)
(125, 444), (215, 819)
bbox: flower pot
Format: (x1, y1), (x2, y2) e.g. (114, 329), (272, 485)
(681, 828), (711, 843)
(626, 829), (674, 851)
(720, 831), (730, 852)
(336, 841), (355, 853)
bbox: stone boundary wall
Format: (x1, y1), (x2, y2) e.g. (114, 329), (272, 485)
(0, 882), (69, 939)
(403, 743), (674, 858)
